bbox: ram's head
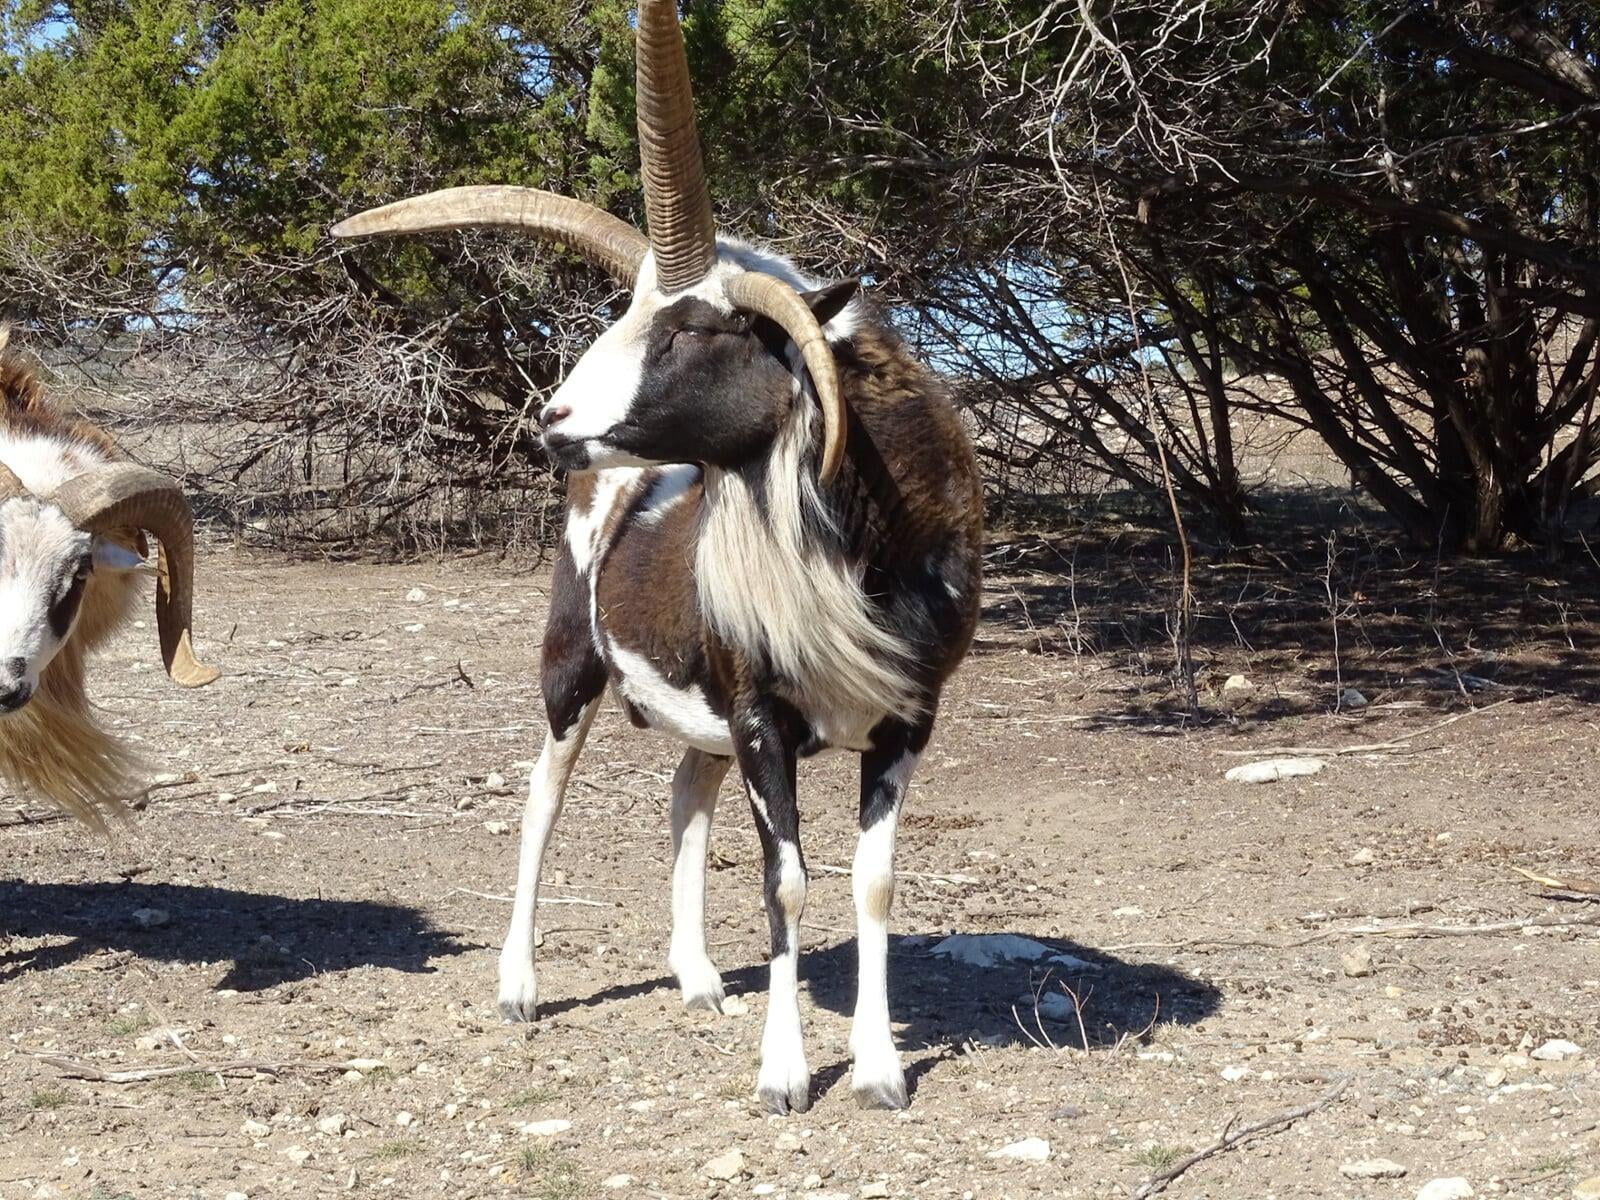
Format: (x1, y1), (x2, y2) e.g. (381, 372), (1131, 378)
(333, 0), (854, 481)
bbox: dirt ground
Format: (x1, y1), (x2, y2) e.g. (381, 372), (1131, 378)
(3, 529), (1599, 1200)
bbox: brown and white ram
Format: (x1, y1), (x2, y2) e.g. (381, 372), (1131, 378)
(332, 0), (982, 1113)
(0, 332), (219, 826)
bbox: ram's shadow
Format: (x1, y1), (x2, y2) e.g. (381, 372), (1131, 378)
(539, 930), (1219, 1100)
(0, 880), (467, 990)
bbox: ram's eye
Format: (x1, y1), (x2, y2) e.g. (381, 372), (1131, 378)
(75, 553), (93, 579)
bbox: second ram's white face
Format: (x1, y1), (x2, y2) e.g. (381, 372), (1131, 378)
(0, 497), (140, 712)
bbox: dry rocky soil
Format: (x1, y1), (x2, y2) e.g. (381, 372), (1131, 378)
(2, 534), (1599, 1200)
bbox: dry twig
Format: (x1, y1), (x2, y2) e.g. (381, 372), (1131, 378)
(1132, 1077), (1350, 1198)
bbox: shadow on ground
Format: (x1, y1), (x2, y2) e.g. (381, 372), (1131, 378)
(979, 487), (1600, 723)
(0, 880), (468, 990)
(540, 930), (1218, 1100)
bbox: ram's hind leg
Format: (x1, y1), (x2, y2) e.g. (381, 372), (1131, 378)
(850, 715), (933, 1109)
(669, 748), (732, 1011)
(498, 543), (606, 1022)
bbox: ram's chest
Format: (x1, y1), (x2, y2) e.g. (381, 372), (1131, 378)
(570, 467), (734, 756)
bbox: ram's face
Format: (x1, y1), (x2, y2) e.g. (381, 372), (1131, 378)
(537, 261), (859, 475)
(538, 268), (796, 474)
(0, 497), (139, 712)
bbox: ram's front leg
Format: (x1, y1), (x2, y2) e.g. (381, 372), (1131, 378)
(734, 701), (810, 1115)
(850, 714), (934, 1109)
(497, 699), (598, 1021)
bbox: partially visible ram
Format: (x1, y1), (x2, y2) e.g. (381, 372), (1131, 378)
(0, 331), (219, 826)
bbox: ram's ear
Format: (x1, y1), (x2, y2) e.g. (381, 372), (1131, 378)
(90, 536), (144, 572)
(797, 278), (860, 327)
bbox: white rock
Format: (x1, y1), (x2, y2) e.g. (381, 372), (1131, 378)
(703, 1149), (746, 1181)
(241, 1118), (270, 1138)
(989, 1137), (1050, 1163)
(1340, 687), (1369, 709)
(601, 1177), (635, 1191)
(1341, 1159), (1407, 1179)
(485, 771), (507, 790)
(1482, 1068), (1506, 1088)
(224, 1192), (249, 1200)
(1225, 757), (1325, 784)
(929, 934), (1096, 970)
(343, 1058), (386, 1072)
(775, 1132), (803, 1153)
(860, 1184), (890, 1199)
(1573, 1176), (1600, 1200)
(721, 994), (750, 1017)
(1342, 948), (1375, 978)
(1348, 847), (1377, 866)
(1222, 674), (1253, 692)
(1416, 1179), (1474, 1200)
(1220, 1065), (1251, 1082)
(519, 1119), (571, 1137)
(1530, 1039), (1582, 1061)
(317, 1114), (349, 1137)
(406, 588), (427, 603)
(394, 1111), (414, 1128)
(131, 907), (169, 929)
(483, 820), (511, 836)
(284, 1146), (312, 1165)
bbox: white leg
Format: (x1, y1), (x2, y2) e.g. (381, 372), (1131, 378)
(850, 737), (922, 1109)
(668, 749), (732, 1011)
(497, 699), (599, 1021)
(756, 837), (810, 1114)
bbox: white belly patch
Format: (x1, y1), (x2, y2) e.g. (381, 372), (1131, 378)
(607, 643), (734, 756)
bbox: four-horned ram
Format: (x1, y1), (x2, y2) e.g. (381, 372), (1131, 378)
(332, 0), (981, 1112)
(0, 331), (219, 827)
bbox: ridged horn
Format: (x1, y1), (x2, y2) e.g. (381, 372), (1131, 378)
(724, 273), (848, 483)
(51, 466), (220, 689)
(331, 186), (649, 288)
(636, 0), (718, 292)
(0, 461), (24, 499)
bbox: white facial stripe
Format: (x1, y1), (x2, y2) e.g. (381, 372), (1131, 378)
(0, 498), (91, 685)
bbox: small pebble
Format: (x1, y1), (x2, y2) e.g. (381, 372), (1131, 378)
(703, 1149), (746, 1181)
(721, 994), (750, 1017)
(1341, 1159), (1407, 1180)
(988, 1137), (1050, 1163)
(130, 907), (169, 929)
(1530, 1039), (1582, 1061)
(317, 1114), (349, 1137)
(1342, 948), (1375, 978)
(601, 1177), (635, 1191)
(484, 820), (511, 836)
(1416, 1179), (1474, 1200)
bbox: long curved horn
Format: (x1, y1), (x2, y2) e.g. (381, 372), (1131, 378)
(636, 0), (718, 292)
(331, 186), (649, 288)
(724, 273), (848, 483)
(0, 461), (25, 499)
(51, 467), (220, 689)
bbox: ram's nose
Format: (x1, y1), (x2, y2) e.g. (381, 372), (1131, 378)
(0, 658), (32, 712)
(538, 403), (572, 431)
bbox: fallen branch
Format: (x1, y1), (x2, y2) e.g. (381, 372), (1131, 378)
(1510, 866), (1600, 897)
(29, 1053), (382, 1083)
(1132, 1077), (1350, 1198)
(1106, 908), (1600, 954)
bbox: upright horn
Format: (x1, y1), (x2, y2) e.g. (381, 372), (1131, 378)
(331, 186), (649, 289)
(636, 0), (718, 292)
(51, 467), (220, 689)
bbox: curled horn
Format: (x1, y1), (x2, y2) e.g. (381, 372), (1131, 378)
(724, 273), (848, 483)
(0, 461), (24, 499)
(51, 467), (220, 688)
(331, 186), (649, 288)
(636, 0), (718, 292)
